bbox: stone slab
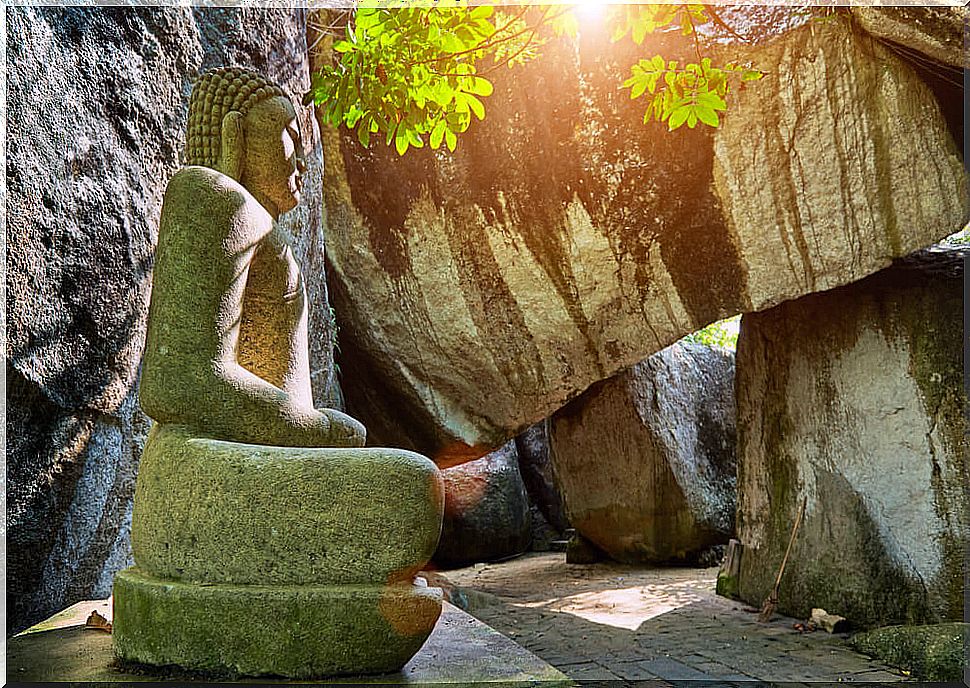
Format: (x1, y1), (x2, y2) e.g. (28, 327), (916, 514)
(112, 568), (442, 678)
(8, 598), (571, 686)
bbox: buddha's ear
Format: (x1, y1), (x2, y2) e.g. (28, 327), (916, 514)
(219, 111), (245, 180)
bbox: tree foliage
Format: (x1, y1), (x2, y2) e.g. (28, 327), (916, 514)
(306, 2), (764, 155)
(682, 315), (740, 351)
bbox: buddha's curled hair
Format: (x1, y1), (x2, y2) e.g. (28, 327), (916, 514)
(185, 66), (286, 168)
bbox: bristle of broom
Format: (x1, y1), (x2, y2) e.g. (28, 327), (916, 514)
(758, 595), (777, 623)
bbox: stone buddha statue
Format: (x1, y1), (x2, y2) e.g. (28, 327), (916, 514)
(113, 67), (444, 679)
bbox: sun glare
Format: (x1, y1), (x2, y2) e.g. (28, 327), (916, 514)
(573, 0), (607, 23)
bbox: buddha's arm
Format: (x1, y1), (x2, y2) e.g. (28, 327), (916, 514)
(140, 168), (364, 448)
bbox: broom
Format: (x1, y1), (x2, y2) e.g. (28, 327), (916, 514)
(758, 495), (807, 623)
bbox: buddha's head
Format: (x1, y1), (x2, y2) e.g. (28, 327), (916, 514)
(186, 67), (307, 219)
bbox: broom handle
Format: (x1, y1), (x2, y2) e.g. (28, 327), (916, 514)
(771, 496), (807, 595)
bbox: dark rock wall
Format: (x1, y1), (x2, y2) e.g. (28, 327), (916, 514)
(6, 6), (334, 634)
(550, 342), (737, 564)
(433, 441), (532, 567)
(514, 420), (569, 534)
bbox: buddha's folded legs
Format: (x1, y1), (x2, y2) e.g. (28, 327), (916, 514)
(131, 423), (444, 586)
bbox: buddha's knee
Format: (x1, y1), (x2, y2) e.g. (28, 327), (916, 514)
(132, 424), (444, 586)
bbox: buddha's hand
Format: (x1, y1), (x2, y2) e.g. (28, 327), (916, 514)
(319, 408), (367, 448)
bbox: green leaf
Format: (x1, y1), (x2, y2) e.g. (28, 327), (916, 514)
(445, 128), (457, 152)
(441, 32), (465, 53)
(357, 123), (371, 147)
(333, 40), (355, 53)
(668, 105), (690, 130)
(356, 8), (378, 31)
(459, 92), (485, 120)
(430, 119), (446, 149)
(696, 91), (727, 111)
(632, 21), (647, 45)
(395, 129), (410, 155)
(694, 104), (719, 127)
(742, 70), (764, 81)
(470, 4), (494, 20)
(552, 11), (579, 39)
(466, 76), (493, 97)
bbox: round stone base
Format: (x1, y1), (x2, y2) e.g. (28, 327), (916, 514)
(113, 568), (442, 678)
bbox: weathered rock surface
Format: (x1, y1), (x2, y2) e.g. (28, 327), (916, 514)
(515, 421), (569, 551)
(550, 342), (737, 564)
(434, 442), (532, 567)
(6, 6), (335, 634)
(735, 248), (967, 628)
(515, 421), (569, 533)
(852, 7), (970, 69)
(324, 14), (967, 464)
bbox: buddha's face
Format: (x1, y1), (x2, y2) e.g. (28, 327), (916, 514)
(239, 95), (307, 218)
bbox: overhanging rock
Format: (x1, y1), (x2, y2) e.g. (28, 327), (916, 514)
(323, 15), (967, 465)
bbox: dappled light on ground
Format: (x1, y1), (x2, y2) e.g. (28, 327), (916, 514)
(512, 577), (716, 630)
(437, 553), (908, 683)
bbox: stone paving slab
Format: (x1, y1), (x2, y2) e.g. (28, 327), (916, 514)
(434, 553), (914, 685)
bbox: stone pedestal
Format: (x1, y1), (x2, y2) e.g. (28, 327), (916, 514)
(113, 424), (445, 678)
(113, 571), (441, 677)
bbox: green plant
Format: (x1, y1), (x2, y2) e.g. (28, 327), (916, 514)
(683, 315), (740, 351)
(942, 224), (970, 245)
(306, 2), (764, 155)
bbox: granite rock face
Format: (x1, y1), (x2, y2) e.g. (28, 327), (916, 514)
(325, 14), (967, 465)
(434, 442), (532, 567)
(515, 421), (569, 551)
(6, 6), (335, 634)
(515, 421), (569, 533)
(550, 342), (737, 564)
(852, 7), (970, 68)
(735, 249), (967, 628)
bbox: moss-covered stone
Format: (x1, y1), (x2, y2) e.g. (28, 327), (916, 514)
(112, 568), (442, 678)
(735, 249), (967, 628)
(132, 424), (444, 586)
(851, 623), (967, 682)
(715, 573), (739, 600)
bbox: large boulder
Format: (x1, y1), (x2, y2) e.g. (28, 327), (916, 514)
(549, 342), (737, 564)
(515, 421), (569, 551)
(323, 12), (968, 465)
(514, 420), (569, 533)
(433, 441), (532, 567)
(6, 7), (336, 634)
(851, 7), (970, 69)
(735, 248), (967, 628)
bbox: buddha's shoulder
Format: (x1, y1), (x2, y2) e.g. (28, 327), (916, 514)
(164, 166), (254, 213)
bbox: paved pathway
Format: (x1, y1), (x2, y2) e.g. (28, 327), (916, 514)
(433, 553), (910, 685)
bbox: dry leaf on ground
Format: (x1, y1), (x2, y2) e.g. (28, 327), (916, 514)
(84, 610), (112, 633)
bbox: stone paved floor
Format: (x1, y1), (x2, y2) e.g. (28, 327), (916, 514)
(432, 553), (912, 685)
